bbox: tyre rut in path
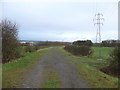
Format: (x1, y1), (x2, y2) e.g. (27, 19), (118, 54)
(18, 48), (90, 88)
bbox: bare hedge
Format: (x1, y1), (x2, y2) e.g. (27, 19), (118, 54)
(64, 45), (93, 56)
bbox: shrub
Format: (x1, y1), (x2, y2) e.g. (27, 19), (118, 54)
(25, 46), (36, 53)
(35, 46), (39, 50)
(2, 20), (20, 63)
(23, 46), (48, 53)
(64, 45), (93, 56)
(100, 47), (120, 76)
(108, 47), (120, 74)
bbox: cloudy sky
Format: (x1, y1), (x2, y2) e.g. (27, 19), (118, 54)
(1, 0), (119, 42)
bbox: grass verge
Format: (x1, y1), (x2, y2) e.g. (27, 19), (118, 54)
(42, 68), (60, 88)
(2, 47), (52, 88)
(59, 47), (118, 88)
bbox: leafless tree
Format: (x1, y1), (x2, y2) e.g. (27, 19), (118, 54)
(2, 19), (20, 63)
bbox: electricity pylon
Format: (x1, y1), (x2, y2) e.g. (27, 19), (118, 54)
(93, 13), (104, 58)
(93, 13), (104, 43)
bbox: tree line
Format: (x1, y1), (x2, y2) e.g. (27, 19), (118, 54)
(72, 40), (118, 47)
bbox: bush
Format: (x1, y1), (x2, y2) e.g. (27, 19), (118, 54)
(35, 46), (39, 50)
(64, 45), (93, 56)
(22, 46), (49, 53)
(100, 47), (120, 76)
(108, 47), (120, 74)
(25, 46), (36, 53)
(2, 20), (20, 63)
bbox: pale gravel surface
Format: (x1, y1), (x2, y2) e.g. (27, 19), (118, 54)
(17, 48), (90, 88)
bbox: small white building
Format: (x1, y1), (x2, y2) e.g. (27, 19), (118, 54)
(20, 42), (26, 44)
(29, 42), (34, 46)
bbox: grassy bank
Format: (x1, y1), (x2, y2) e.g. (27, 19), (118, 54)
(2, 47), (52, 88)
(42, 68), (60, 88)
(59, 47), (118, 88)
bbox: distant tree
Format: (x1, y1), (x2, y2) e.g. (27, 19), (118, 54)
(102, 40), (117, 47)
(85, 40), (93, 46)
(102, 41), (108, 47)
(73, 40), (93, 47)
(93, 43), (101, 47)
(2, 20), (20, 63)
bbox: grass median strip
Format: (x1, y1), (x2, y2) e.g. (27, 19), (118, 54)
(59, 47), (118, 88)
(2, 47), (52, 88)
(42, 68), (61, 88)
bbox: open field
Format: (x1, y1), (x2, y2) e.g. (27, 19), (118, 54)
(92, 47), (114, 60)
(59, 47), (118, 88)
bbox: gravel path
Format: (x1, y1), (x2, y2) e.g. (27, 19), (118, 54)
(18, 48), (90, 88)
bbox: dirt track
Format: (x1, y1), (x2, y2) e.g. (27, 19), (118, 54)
(18, 47), (90, 88)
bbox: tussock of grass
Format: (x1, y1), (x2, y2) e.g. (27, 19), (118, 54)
(2, 48), (52, 88)
(59, 47), (118, 88)
(42, 68), (60, 88)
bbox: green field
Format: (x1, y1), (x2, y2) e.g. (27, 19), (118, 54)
(92, 47), (114, 59)
(2, 47), (52, 88)
(59, 47), (118, 88)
